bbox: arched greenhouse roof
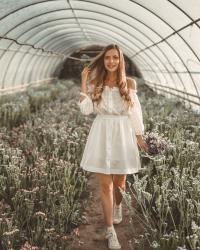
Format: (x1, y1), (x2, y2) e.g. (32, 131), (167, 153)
(0, 0), (199, 111)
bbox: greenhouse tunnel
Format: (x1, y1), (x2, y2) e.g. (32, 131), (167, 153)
(0, 0), (200, 111)
(1, 1), (200, 250)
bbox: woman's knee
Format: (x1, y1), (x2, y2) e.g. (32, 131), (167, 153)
(113, 175), (126, 190)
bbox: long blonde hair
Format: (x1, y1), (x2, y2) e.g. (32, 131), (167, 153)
(87, 44), (134, 109)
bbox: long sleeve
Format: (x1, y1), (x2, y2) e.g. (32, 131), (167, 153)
(77, 84), (94, 115)
(128, 89), (144, 135)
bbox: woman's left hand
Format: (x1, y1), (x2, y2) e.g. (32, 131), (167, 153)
(137, 139), (149, 152)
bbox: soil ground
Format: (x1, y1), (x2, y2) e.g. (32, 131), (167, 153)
(71, 173), (144, 250)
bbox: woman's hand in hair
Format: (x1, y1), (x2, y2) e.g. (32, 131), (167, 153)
(81, 67), (91, 85)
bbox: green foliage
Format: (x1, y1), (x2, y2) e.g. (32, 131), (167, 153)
(0, 80), (70, 129)
(1, 78), (199, 249)
(0, 81), (90, 249)
(123, 79), (200, 250)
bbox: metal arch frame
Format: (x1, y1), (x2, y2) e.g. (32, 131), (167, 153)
(75, 0), (200, 62)
(55, 37), (161, 85)
(32, 17), (188, 94)
(50, 40), (105, 75)
(23, 22), (79, 43)
(26, 51), (53, 84)
(60, 39), (158, 83)
(0, 11), (177, 91)
(68, 0), (90, 41)
(132, 18), (200, 58)
(38, 54), (58, 82)
(11, 49), (46, 87)
(52, 34), (131, 54)
(24, 16), (186, 93)
(0, 9), (72, 88)
(10, 24), (78, 86)
(8, 51), (33, 85)
(0, 0), (62, 20)
(20, 25), (79, 82)
(0, 6), (180, 87)
(0, 8), (72, 61)
(21, 50), (39, 84)
(11, 48), (62, 87)
(43, 56), (61, 79)
(39, 23), (163, 82)
(44, 32), (84, 48)
(22, 16), (166, 75)
(61, 36), (148, 73)
(0, 7), (98, 88)
(6, 21), (152, 86)
(38, 53), (62, 83)
(147, 82), (199, 99)
(31, 52), (49, 84)
(60, 35), (155, 81)
(73, 0), (200, 98)
(0, 5), (181, 86)
(139, 68), (200, 74)
(21, 50), (44, 86)
(146, 81), (200, 106)
(0, 7), (189, 97)
(61, 41), (106, 58)
(126, 0), (200, 98)
(37, 25), (160, 81)
(31, 41), (98, 83)
(0, 0), (198, 100)
(27, 50), (61, 86)
(1, 8), (162, 88)
(31, 28), (81, 47)
(1, 0), (198, 61)
(20, 34), (81, 85)
(47, 31), (161, 83)
(0, 4), (68, 56)
(167, 0), (200, 29)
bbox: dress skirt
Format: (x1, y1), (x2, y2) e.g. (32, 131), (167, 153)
(80, 114), (142, 175)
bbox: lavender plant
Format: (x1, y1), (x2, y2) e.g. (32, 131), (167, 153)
(124, 81), (200, 250)
(0, 81), (90, 249)
(143, 130), (171, 156)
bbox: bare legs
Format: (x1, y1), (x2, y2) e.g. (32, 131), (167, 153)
(113, 174), (126, 205)
(97, 173), (127, 227)
(97, 173), (113, 227)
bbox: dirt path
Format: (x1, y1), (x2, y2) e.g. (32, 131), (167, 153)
(71, 173), (144, 250)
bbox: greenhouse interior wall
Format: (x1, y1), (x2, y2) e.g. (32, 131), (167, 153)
(0, 0), (199, 111)
(0, 1), (199, 250)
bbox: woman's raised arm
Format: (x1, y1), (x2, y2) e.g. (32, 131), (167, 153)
(77, 67), (94, 115)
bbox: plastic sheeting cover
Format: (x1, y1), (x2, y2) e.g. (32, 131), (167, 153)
(0, 0), (199, 110)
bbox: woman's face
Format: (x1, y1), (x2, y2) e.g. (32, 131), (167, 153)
(104, 48), (120, 73)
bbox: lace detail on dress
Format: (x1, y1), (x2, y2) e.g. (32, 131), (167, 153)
(77, 84), (144, 135)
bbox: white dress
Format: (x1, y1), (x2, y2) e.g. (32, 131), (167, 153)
(77, 84), (145, 175)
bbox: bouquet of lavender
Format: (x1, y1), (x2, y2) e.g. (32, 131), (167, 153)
(144, 131), (170, 156)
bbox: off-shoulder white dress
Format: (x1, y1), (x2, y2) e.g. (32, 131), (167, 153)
(77, 84), (145, 174)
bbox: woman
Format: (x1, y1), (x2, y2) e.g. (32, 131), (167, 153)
(77, 44), (148, 249)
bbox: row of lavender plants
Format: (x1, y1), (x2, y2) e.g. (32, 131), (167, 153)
(122, 79), (200, 250)
(0, 80), (92, 249)
(0, 79), (78, 129)
(1, 78), (199, 249)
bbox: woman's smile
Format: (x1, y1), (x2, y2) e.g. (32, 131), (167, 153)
(104, 48), (120, 72)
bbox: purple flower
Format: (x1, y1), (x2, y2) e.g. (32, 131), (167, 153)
(144, 131), (170, 156)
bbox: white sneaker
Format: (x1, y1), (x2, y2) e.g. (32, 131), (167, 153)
(113, 203), (122, 224)
(105, 229), (121, 249)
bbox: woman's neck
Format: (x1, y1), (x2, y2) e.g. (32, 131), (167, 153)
(105, 72), (117, 82)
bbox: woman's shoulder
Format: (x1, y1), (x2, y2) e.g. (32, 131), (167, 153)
(126, 77), (137, 90)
